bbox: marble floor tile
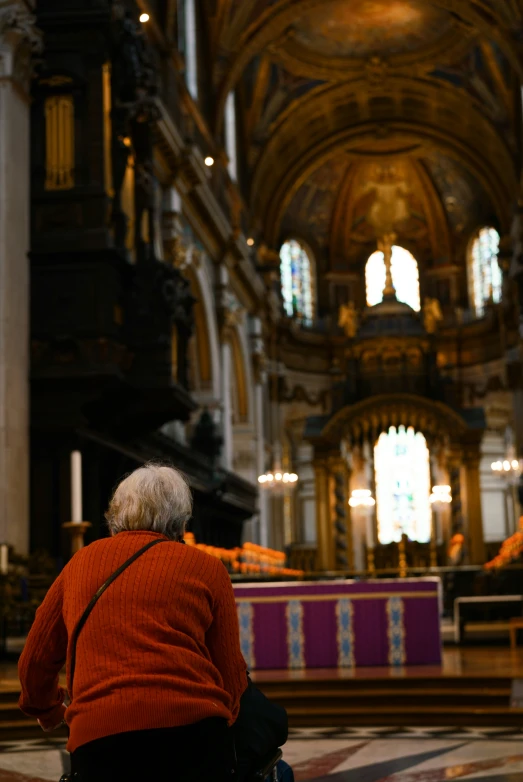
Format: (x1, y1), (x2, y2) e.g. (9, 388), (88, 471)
(1, 729), (523, 781)
(284, 733), (523, 782)
(282, 739), (365, 767)
(0, 749), (64, 781)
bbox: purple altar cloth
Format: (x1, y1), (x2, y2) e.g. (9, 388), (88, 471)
(233, 579), (441, 670)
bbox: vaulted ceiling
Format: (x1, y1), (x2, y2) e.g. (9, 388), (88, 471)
(204, 0), (523, 267)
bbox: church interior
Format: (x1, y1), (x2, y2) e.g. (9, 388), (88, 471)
(2, 0), (523, 780)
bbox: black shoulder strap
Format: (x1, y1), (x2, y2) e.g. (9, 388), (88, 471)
(68, 538), (168, 697)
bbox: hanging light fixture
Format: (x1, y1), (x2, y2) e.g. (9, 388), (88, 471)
(349, 489), (376, 508)
(429, 485), (452, 505)
(257, 332), (299, 493)
(491, 445), (522, 485)
(258, 471), (299, 490)
(491, 442), (521, 533)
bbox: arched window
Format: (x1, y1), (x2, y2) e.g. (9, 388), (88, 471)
(468, 227), (502, 317)
(374, 426), (431, 544)
(280, 239), (315, 323)
(178, 0), (198, 100)
(224, 91), (238, 181)
(365, 246), (420, 312)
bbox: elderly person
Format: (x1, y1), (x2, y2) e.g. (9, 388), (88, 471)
(19, 464), (250, 781)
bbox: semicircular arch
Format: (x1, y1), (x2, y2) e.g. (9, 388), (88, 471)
(214, 0), (523, 135)
(319, 393), (470, 446)
(251, 79), (516, 244)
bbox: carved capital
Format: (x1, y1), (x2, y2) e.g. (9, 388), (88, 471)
(0, 2), (42, 89)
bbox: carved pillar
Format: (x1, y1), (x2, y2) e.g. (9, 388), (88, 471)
(251, 318), (269, 547)
(462, 437), (486, 564)
(314, 460), (334, 571)
(0, 3), (41, 554)
(345, 464), (354, 570)
(448, 447), (465, 560)
(329, 456), (350, 570)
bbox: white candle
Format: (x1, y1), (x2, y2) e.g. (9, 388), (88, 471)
(71, 450), (83, 523)
(0, 544), (8, 575)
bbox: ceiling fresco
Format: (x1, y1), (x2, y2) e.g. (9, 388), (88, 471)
(210, 0), (522, 270)
(278, 155), (462, 272)
(343, 161), (429, 243)
(292, 0), (453, 60)
(429, 43), (512, 128)
(280, 155), (350, 249)
(241, 59), (325, 164)
(422, 152), (496, 239)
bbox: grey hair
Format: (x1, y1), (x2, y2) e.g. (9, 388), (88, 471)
(105, 463), (193, 540)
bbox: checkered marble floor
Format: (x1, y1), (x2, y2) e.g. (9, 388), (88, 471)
(284, 727), (523, 781)
(2, 729), (523, 781)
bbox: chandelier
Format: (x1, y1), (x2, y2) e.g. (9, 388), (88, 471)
(491, 446), (522, 486)
(257, 334), (299, 493)
(429, 485), (452, 505)
(258, 469), (298, 491)
(349, 489), (376, 508)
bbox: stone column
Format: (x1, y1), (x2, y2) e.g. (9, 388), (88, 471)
(251, 317), (268, 547)
(221, 341), (234, 470)
(328, 456), (350, 570)
(0, 3), (40, 554)
(314, 460), (334, 571)
(462, 438), (486, 564)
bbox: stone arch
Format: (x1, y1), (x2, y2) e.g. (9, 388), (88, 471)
(185, 263), (221, 401)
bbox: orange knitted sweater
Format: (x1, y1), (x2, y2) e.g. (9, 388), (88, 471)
(18, 531), (248, 752)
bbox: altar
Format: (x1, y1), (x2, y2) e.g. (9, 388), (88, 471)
(234, 578), (441, 670)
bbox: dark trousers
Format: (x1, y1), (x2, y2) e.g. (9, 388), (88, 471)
(71, 718), (236, 782)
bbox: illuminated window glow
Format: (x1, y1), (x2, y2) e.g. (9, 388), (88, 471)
(469, 227), (501, 317)
(366, 246), (420, 311)
(224, 91), (238, 181)
(280, 239), (314, 323)
(183, 0), (198, 100)
(374, 426), (431, 544)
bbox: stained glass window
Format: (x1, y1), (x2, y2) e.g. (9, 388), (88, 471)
(374, 426), (431, 544)
(225, 91), (238, 181)
(365, 246), (420, 312)
(179, 0), (198, 100)
(280, 239), (314, 323)
(469, 227), (502, 317)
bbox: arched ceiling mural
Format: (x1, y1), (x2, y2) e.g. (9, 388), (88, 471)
(204, 0), (523, 268)
(285, 1), (457, 62)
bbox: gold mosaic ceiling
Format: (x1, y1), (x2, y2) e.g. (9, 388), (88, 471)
(206, 0), (523, 263)
(293, 1), (453, 60)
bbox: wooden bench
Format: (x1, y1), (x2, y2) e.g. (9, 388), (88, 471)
(454, 595), (523, 644)
(510, 618), (523, 651)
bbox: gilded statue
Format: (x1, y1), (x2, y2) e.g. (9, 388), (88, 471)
(339, 301), (358, 338)
(423, 297), (443, 334)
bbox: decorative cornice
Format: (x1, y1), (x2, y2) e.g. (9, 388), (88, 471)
(0, 2), (42, 88)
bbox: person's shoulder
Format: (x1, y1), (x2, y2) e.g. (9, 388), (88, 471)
(58, 536), (114, 581)
(178, 545), (230, 582)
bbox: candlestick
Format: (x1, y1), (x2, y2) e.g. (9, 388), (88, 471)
(366, 545), (376, 575)
(71, 450), (83, 523)
(0, 544), (8, 575)
(63, 522), (91, 556)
